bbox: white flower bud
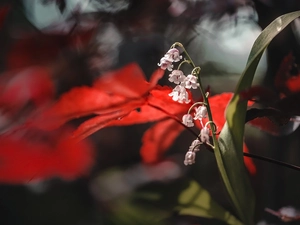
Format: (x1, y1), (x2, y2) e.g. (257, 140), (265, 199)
(184, 150), (196, 165)
(189, 139), (201, 152)
(200, 127), (210, 143)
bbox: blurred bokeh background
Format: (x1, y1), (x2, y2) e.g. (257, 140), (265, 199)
(1, 1), (300, 225)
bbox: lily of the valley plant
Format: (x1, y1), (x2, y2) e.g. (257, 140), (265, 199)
(158, 43), (221, 165)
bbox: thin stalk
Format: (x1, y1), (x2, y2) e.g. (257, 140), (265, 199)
(172, 42), (218, 149)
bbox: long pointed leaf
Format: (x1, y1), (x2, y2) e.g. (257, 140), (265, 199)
(215, 11), (300, 225)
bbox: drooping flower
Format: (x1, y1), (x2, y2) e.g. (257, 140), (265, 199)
(158, 48), (182, 71)
(182, 114), (194, 127)
(165, 48), (182, 62)
(194, 105), (207, 120)
(200, 126), (210, 143)
(158, 56), (173, 71)
(184, 138), (202, 165)
(183, 74), (199, 89)
(183, 150), (196, 165)
(188, 139), (201, 152)
(168, 69), (186, 84)
(169, 85), (190, 103)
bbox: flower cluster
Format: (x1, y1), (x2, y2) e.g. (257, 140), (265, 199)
(158, 44), (216, 166)
(183, 122), (212, 166)
(158, 48), (199, 104)
(168, 71), (200, 103)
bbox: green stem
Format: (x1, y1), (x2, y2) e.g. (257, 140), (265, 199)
(177, 59), (192, 70)
(172, 42), (219, 149)
(171, 42), (196, 68)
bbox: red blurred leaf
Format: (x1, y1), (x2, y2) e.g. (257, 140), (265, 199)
(275, 52), (300, 95)
(244, 105), (291, 136)
(71, 89), (256, 174)
(7, 36), (68, 69)
(6, 31), (95, 70)
(240, 86), (278, 105)
(285, 76), (300, 93)
(72, 85), (192, 140)
(245, 93), (300, 135)
(248, 117), (282, 136)
(243, 143), (256, 175)
(36, 65), (166, 131)
(0, 67), (54, 109)
(149, 68), (165, 88)
(13, 63), (256, 174)
(275, 52), (294, 93)
(0, 126), (94, 184)
(73, 106), (138, 141)
(94, 63), (151, 98)
(31, 86), (145, 130)
(0, 67), (55, 130)
(140, 119), (185, 164)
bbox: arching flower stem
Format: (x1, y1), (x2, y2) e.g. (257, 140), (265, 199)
(171, 42), (219, 149)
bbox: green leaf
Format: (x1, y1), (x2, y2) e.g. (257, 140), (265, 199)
(176, 180), (243, 225)
(214, 11), (300, 225)
(133, 179), (242, 225)
(106, 196), (169, 225)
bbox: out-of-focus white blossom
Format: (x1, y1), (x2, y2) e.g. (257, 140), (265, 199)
(168, 70), (186, 84)
(168, 0), (187, 17)
(169, 85), (190, 103)
(279, 206), (298, 218)
(256, 221), (273, 225)
(182, 114), (194, 127)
